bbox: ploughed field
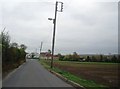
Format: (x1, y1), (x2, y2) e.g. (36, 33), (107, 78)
(53, 61), (119, 87)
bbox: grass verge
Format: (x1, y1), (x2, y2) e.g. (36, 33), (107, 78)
(40, 59), (108, 89)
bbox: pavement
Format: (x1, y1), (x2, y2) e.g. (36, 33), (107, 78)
(2, 59), (74, 87)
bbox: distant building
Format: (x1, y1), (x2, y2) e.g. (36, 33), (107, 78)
(40, 52), (59, 60)
(53, 55), (59, 60)
(26, 52), (39, 59)
(40, 52), (51, 59)
(26, 53), (32, 59)
(34, 52), (39, 58)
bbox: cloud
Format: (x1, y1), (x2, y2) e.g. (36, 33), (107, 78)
(1, 0), (118, 54)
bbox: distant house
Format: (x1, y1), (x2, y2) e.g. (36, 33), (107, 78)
(40, 52), (51, 59)
(53, 55), (59, 60)
(40, 52), (59, 60)
(34, 52), (39, 58)
(26, 52), (39, 59)
(26, 54), (32, 59)
(40, 52), (47, 59)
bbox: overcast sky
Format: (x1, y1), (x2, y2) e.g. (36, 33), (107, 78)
(0, 0), (118, 55)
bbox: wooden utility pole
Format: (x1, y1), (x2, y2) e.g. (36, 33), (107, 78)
(50, 1), (63, 68)
(39, 42), (43, 60)
(51, 1), (58, 68)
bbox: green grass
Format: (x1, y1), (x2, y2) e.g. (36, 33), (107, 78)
(40, 59), (108, 89)
(52, 67), (107, 88)
(40, 59), (51, 70)
(53, 60), (118, 69)
(54, 60), (119, 65)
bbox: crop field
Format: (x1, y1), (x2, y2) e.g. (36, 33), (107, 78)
(53, 61), (119, 87)
(42, 60), (119, 88)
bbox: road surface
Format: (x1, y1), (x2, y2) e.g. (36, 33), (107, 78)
(3, 59), (73, 87)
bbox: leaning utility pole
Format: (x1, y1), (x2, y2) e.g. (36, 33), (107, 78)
(39, 41), (43, 60)
(48, 1), (63, 68)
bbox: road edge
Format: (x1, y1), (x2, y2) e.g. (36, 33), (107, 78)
(40, 60), (85, 89)
(2, 62), (26, 82)
(49, 70), (86, 89)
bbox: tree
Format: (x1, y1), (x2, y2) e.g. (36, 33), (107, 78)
(100, 54), (103, 62)
(58, 53), (64, 61)
(46, 49), (51, 59)
(118, 55), (120, 63)
(1, 30), (27, 72)
(63, 55), (70, 61)
(10, 42), (18, 48)
(48, 49), (51, 54)
(91, 56), (96, 62)
(72, 52), (80, 61)
(20, 44), (27, 50)
(1, 30), (10, 63)
(86, 56), (90, 62)
(1, 30), (10, 48)
(111, 55), (117, 63)
(63, 52), (80, 61)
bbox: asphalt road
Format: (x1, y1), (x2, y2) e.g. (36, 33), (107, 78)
(3, 59), (73, 87)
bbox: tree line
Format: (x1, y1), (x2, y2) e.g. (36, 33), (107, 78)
(1, 30), (27, 73)
(58, 52), (120, 63)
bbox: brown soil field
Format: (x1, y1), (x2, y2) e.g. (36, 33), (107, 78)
(53, 61), (119, 87)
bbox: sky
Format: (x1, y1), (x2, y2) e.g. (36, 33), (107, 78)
(0, 0), (119, 55)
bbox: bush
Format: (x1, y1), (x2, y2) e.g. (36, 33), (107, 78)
(1, 30), (27, 72)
